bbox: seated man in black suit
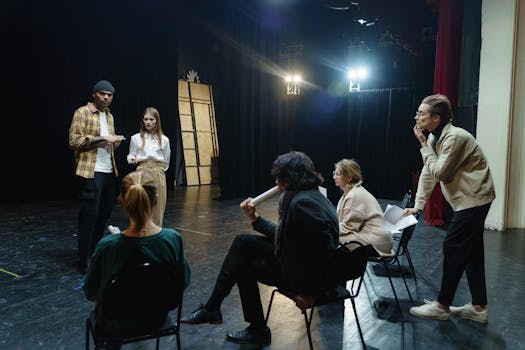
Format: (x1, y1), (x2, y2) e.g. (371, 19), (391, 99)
(181, 151), (339, 345)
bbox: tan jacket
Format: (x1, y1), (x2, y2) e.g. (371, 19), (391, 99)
(337, 182), (393, 255)
(415, 122), (495, 212)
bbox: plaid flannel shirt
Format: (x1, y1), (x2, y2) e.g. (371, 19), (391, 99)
(69, 102), (119, 178)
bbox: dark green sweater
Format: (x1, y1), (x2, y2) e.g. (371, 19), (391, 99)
(82, 228), (191, 301)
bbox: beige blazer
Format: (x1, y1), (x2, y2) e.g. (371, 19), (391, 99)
(337, 182), (393, 255)
(415, 122), (495, 211)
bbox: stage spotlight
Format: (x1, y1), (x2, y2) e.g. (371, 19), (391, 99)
(357, 67), (368, 80)
(285, 73), (302, 95)
(347, 66), (368, 92)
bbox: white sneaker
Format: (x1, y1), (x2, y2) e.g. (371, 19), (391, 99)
(450, 303), (488, 324)
(410, 300), (450, 320)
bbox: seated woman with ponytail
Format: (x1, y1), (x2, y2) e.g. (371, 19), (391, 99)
(82, 170), (191, 309)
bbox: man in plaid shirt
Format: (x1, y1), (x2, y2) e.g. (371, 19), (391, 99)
(69, 80), (125, 274)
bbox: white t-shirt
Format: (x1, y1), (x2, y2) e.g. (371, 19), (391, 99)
(94, 112), (113, 173)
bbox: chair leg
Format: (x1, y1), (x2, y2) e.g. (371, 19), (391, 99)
(404, 248), (417, 281)
(85, 319), (90, 350)
(364, 267), (378, 295)
(395, 257), (413, 302)
(363, 265), (385, 313)
(176, 332), (182, 350)
(265, 289), (278, 324)
(382, 262), (403, 317)
(155, 337), (160, 350)
(349, 297), (366, 350)
(307, 308), (315, 328)
(304, 310), (314, 350)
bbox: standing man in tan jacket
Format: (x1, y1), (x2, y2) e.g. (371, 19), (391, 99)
(406, 94), (495, 324)
(69, 80), (125, 274)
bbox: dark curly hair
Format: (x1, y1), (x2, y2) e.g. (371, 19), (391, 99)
(270, 151), (324, 191)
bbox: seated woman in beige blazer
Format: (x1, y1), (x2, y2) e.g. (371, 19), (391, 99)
(333, 159), (393, 256)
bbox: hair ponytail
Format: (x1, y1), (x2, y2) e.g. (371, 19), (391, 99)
(120, 171), (158, 231)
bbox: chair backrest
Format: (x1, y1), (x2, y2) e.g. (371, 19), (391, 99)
(99, 261), (185, 327)
(397, 224), (416, 251)
(395, 210), (420, 256)
(400, 190), (413, 209)
(329, 241), (368, 284)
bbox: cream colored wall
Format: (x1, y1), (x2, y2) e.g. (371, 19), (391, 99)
(478, 0), (525, 229)
(508, 0), (525, 228)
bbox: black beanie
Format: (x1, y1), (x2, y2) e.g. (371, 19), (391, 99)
(93, 80), (115, 94)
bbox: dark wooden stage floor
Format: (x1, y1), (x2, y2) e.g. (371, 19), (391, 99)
(1, 185), (524, 349)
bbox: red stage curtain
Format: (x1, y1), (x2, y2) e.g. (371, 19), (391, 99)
(425, 0), (462, 226)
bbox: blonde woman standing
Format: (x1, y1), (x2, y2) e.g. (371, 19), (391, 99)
(333, 158), (392, 256)
(127, 107), (171, 226)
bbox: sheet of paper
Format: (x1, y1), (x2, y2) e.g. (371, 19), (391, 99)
(108, 225), (121, 234)
(381, 204), (418, 233)
(383, 204), (405, 225)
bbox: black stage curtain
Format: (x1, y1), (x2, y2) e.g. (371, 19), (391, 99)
(213, 17), (282, 200)
(3, 0), (438, 204)
(216, 83), (430, 203)
(291, 88), (430, 204)
(3, 0), (180, 203)
(178, 1), (286, 199)
(177, 1), (433, 202)
(456, 0), (481, 136)
(214, 84), (430, 203)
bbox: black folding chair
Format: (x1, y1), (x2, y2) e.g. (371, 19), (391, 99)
(265, 241), (368, 350)
(85, 245), (185, 350)
(396, 190), (419, 280)
(400, 190), (413, 209)
(367, 190), (421, 316)
(367, 225), (416, 316)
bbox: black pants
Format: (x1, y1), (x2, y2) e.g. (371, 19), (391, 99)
(77, 172), (115, 266)
(206, 234), (285, 326)
(437, 202), (491, 306)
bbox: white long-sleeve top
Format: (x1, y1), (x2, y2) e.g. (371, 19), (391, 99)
(127, 133), (171, 171)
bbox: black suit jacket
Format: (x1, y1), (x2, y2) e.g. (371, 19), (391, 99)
(252, 188), (339, 293)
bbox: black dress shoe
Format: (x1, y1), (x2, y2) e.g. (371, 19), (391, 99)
(226, 325), (271, 345)
(181, 304), (222, 324)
